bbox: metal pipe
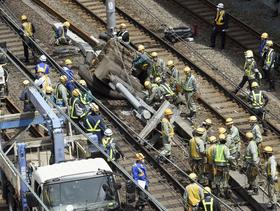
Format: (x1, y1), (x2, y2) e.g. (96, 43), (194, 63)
(106, 0), (116, 36)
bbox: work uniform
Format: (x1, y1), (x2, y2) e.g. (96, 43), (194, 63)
(80, 86), (94, 105)
(116, 30), (130, 45)
(213, 144), (232, 195)
(259, 39), (267, 57)
(210, 9), (228, 49)
(225, 125), (241, 168)
(34, 75), (51, 93)
(19, 88), (35, 112)
(133, 52), (152, 84)
(145, 84), (163, 105)
(249, 89), (269, 119)
(244, 139), (260, 191)
(132, 162), (149, 209)
(199, 195), (221, 211)
(21, 21), (35, 62)
(264, 155), (278, 207)
(160, 83), (176, 102)
(102, 136), (124, 161)
(206, 143), (216, 187)
(150, 58), (165, 81)
(169, 66), (180, 90)
(160, 117), (174, 157)
(82, 113), (106, 141)
(55, 83), (69, 107)
(251, 123), (262, 145)
(54, 25), (70, 45)
(183, 183), (204, 211)
(69, 96), (88, 122)
(189, 136), (205, 180)
(62, 66), (75, 92)
(183, 74), (197, 117)
(35, 62), (50, 77)
(263, 48), (277, 91)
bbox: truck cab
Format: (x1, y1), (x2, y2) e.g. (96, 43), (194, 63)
(29, 158), (121, 211)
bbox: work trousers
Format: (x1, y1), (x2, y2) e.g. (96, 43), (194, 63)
(267, 179), (278, 205)
(136, 186), (148, 210)
(205, 163), (216, 188)
(214, 165), (229, 193)
(185, 204), (199, 211)
(245, 163), (259, 189)
(191, 158), (204, 180)
(210, 25), (226, 49)
(267, 68), (276, 90)
(22, 38), (35, 62)
(185, 92), (196, 113)
(235, 76), (254, 93)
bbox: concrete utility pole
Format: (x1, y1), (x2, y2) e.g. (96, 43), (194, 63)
(106, 0), (116, 36)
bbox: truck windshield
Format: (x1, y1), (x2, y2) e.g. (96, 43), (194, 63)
(43, 176), (118, 210)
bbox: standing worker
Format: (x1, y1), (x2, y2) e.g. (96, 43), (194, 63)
(19, 80), (34, 112)
(35, 55), (50, 78)
(20, 15), (35, 63)
(69, 89), (88, 123)
(116, 23), (130, 45)
(210, 3), (228, 49)
(54, 21), (71, 45)
(183, 173), (204, 211)
(182, 66), (198, 121)
(55, 75), (69, 107)
(243, 132), (259, 195)
(263, 40), (277, 92)
(150, 52), (165, 80)
(167, 60), (179, 88)
(259, 33), (269, 57)
(249, 116), (263, 146)
(63, 59), (75, 92)
(132, 153), (149, 211)
(199, 187), (221, 211)
(205, 136), (217, 188)
(234, 50), (261, 94)
(263, 146), (278, 209)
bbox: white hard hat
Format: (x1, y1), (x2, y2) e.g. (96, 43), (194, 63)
(39, 55), (47, 62)
(104, 128), (113, 136)
(217, 3), (224, 9)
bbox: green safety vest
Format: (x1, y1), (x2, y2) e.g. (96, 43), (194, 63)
(160, 83), (174, 97)
(85, 119), (101, 132)
(214, 144), (226, 163)
(184, 75), (195, 92)
(202, 198), (213, 211)
(70, 98), (78, 119)
(265, 49), (273, 65)
(244, 60), (255, 78)
(252, 91), (264, 108)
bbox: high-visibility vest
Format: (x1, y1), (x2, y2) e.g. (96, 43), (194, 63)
(215, 10), (225, 25)
(161, 118), (174, 138)
(85, 118), (101, 132)
(70, 98), (79, 119)
(252, 91), (264, 109)
(102, 137), (113, 148)
(22, 22), (33, 37)
(245, 141), (258, 161)
(190, 137), (201, 159)
(186, 184), (201, 206)
(202, 197), (214, 211)
(265, 48), (274, 66)
(214, 144), (226, 163)
(244, 60), (255, 78)
(184, 75), (195, 92)
(160, 83), (175, 97)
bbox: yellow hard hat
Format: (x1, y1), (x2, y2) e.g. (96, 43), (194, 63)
(219, 133), (226, 140)
(65, 59), (72, 65)
(144, 80), (151, 88)
(208, 136), (217, 143)
(135, 153), (145, 160)
(37, 68), (45, 73)
(218, 127), (226, 134)
(45, 86), (53, 94)
(266, 40), (273, 47)
(251, 81), (259, 88)
(138, 45), (145, 51)
(225, 118), (233, 125)
(245, 131), (254, 140)
(60, 75), (68, 83)
(151, 52), (158, 58)
(155, 77), (161, 83)
(249, 116), (257, 123)
(79, 80), (87, 86)
(164, 108), (173, 116)
(245, 50), (253, 58)
(189, 173), (197, 180)
(72, 89), (80, 97)
(120, 23), (126, 28)
(63, 21), (70, 28)
(21, 15), (27, 21)
(204, 186), (211, 194)
(23, 80), (29, 85)
(264, 146), (273, 153)
(184, 66), (191, 74)
(90, 103), (99, 112)
(196, 127), (206, 135)
(261, 32), (268, 39)
(167, 60), (174, 67)
(205, 118), (212, 125)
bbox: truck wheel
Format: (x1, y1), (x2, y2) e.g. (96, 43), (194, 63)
(7, 192), (16, 211)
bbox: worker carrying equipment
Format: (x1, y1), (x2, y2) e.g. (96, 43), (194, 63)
(19, 80), (35, 112)
(35, 55), (50, 78)
(55, 75), (69, 107)
(183, 173), (204, 210)
(20, 15), (35, 63)
(234, 50), (262, 94)
(116, 23), (130, 45)
(53, 21), (71, 45)
(263, 146), (278, 209)
(199, 187), (221, 211)
(210, 3), (228, 49)
(132, 153), (149, 211)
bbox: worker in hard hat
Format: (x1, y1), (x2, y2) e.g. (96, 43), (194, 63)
(248, 116), (262, 146)
(234, 50), (261, 94)
(63, 59), (75, 92)
(199, 187), (221, 211)
(157, 77), (176, 103)
(183, 173), (204, 210)
(45, 86), (56, 106)
(213, 134), (234, 197)
(243, 131), (259, 195)
(205, 136), (217, 188)
(82, 103), (105, 141)
(35, 55), (50, 78)
(225, 118), (241, 170)
(150, 52), (166, 80)
(132, 153), (149, 211)
(20, 15), (35, 63)
(200, 118), (213, 142)
(263, 146), (278, 209)
(132, 44), (152, 84)
(116, 23), (130, 45)
(182, 66), (198, 120)
(189, 127), (206, 183)
(102, 128), (124, 161)
(143, 80), (163, 107)
(34, 68), (52, 93)
(69, 89), (88, 123)
(166, 60), (179, 88)
(54, 21), (71, 45)
(263, 40), (277, 92)
(259, 32), (269, 57)
(78, 79), (93, 105)
(55, 75), (69, 107)
(19, 80), (35, 112)
(210, 3), (228, 49)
